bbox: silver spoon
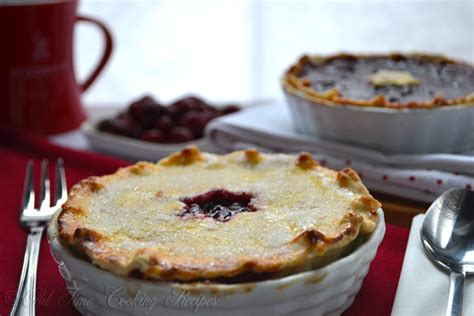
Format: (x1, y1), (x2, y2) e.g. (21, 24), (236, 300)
(420, 188), (474, 316)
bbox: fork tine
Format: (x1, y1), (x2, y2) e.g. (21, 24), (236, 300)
(54, 158), (67, 206)
(21, 160), (34, 212)
(38, 159), (50, 211)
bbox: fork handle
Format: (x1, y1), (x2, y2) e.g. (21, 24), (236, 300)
(10, 226), (44, 316)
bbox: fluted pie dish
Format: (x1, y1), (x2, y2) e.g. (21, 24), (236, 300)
(48, 147), (385, 315)
(282, 53), (474, 154)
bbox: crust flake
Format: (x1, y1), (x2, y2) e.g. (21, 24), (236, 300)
(296, 152), (319, 170)
(78, 176), (104, 192)
(244, 149), (262, 165)
(160, 146), (204, 166)
(126, 162), (156, 175)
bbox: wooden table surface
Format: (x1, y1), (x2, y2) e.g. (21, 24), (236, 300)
(373, 192), (428, 227)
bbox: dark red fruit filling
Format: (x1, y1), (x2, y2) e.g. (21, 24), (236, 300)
(178, 189), (256, 222)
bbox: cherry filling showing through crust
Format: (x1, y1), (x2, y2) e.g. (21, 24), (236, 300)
(178, 189), (257, 222)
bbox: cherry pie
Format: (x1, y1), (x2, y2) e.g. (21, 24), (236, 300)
(57, 147), (380, 283)
(284, 53), (474, 108)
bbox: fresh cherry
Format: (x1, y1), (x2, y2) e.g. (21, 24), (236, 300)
(222, 105), (240, 115)
(128, 96), (164, 129)
(140, 129), (165, 143)
(154, 115), (175, 133)
(169, 96), (209, 117)
(182, 96), (209, 111)
(178, 111), (211, 138)
(167, 127), (194, 143)
(169, 98), (192, 117)
(98, 117), (141, 138)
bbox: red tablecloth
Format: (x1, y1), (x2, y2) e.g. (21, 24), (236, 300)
(0, 129), (409, 316)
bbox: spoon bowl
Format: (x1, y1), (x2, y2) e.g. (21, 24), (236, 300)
(421, 188), (474, 316)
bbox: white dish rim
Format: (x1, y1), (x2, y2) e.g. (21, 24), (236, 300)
(282, 82), (474, 114)
(81, 119), (210, 151)
(48, 208), (386, 291)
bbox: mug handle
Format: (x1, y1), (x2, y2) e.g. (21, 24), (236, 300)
(76, 15), (114, 92)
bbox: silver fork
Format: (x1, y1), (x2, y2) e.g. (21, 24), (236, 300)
(10, 159), (67, 316)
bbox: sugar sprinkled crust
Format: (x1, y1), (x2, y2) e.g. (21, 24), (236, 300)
(57, 147), (380, 283)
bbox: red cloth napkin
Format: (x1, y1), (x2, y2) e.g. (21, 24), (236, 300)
(0, 129), (409, 316)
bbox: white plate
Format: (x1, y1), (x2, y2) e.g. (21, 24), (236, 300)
(81, 119), (220, 161)
(80, 100), (273, 161)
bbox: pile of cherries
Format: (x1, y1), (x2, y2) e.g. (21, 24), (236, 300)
(97, 95), (240, 143)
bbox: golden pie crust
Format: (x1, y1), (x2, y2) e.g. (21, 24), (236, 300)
(283, 53), (474, 109)
(57, 147), (380, 283)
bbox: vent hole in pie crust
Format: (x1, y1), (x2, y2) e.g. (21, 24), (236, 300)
(178, 189), (256, 222)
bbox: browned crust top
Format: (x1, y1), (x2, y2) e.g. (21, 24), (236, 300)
(56, 147), (380, 283)
(283, 52), (474, 109)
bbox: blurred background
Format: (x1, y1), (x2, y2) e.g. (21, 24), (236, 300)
(76, 0), (474, 106)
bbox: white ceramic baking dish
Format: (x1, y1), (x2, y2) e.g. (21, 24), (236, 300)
(282, 69), (474, 155)
(48, 209), (385, 316)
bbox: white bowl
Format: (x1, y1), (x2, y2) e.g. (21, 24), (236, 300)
(282, 76), (474, 155)
(47, 209), (385, 316)
(81, 119), (219, 161)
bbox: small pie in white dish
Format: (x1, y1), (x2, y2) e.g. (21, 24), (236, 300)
(49, 147), (385, 315)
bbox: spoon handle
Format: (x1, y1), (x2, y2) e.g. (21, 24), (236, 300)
(447, 271), (465, 316)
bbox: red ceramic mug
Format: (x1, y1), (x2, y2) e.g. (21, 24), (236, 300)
(0, 0), (113, 135)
